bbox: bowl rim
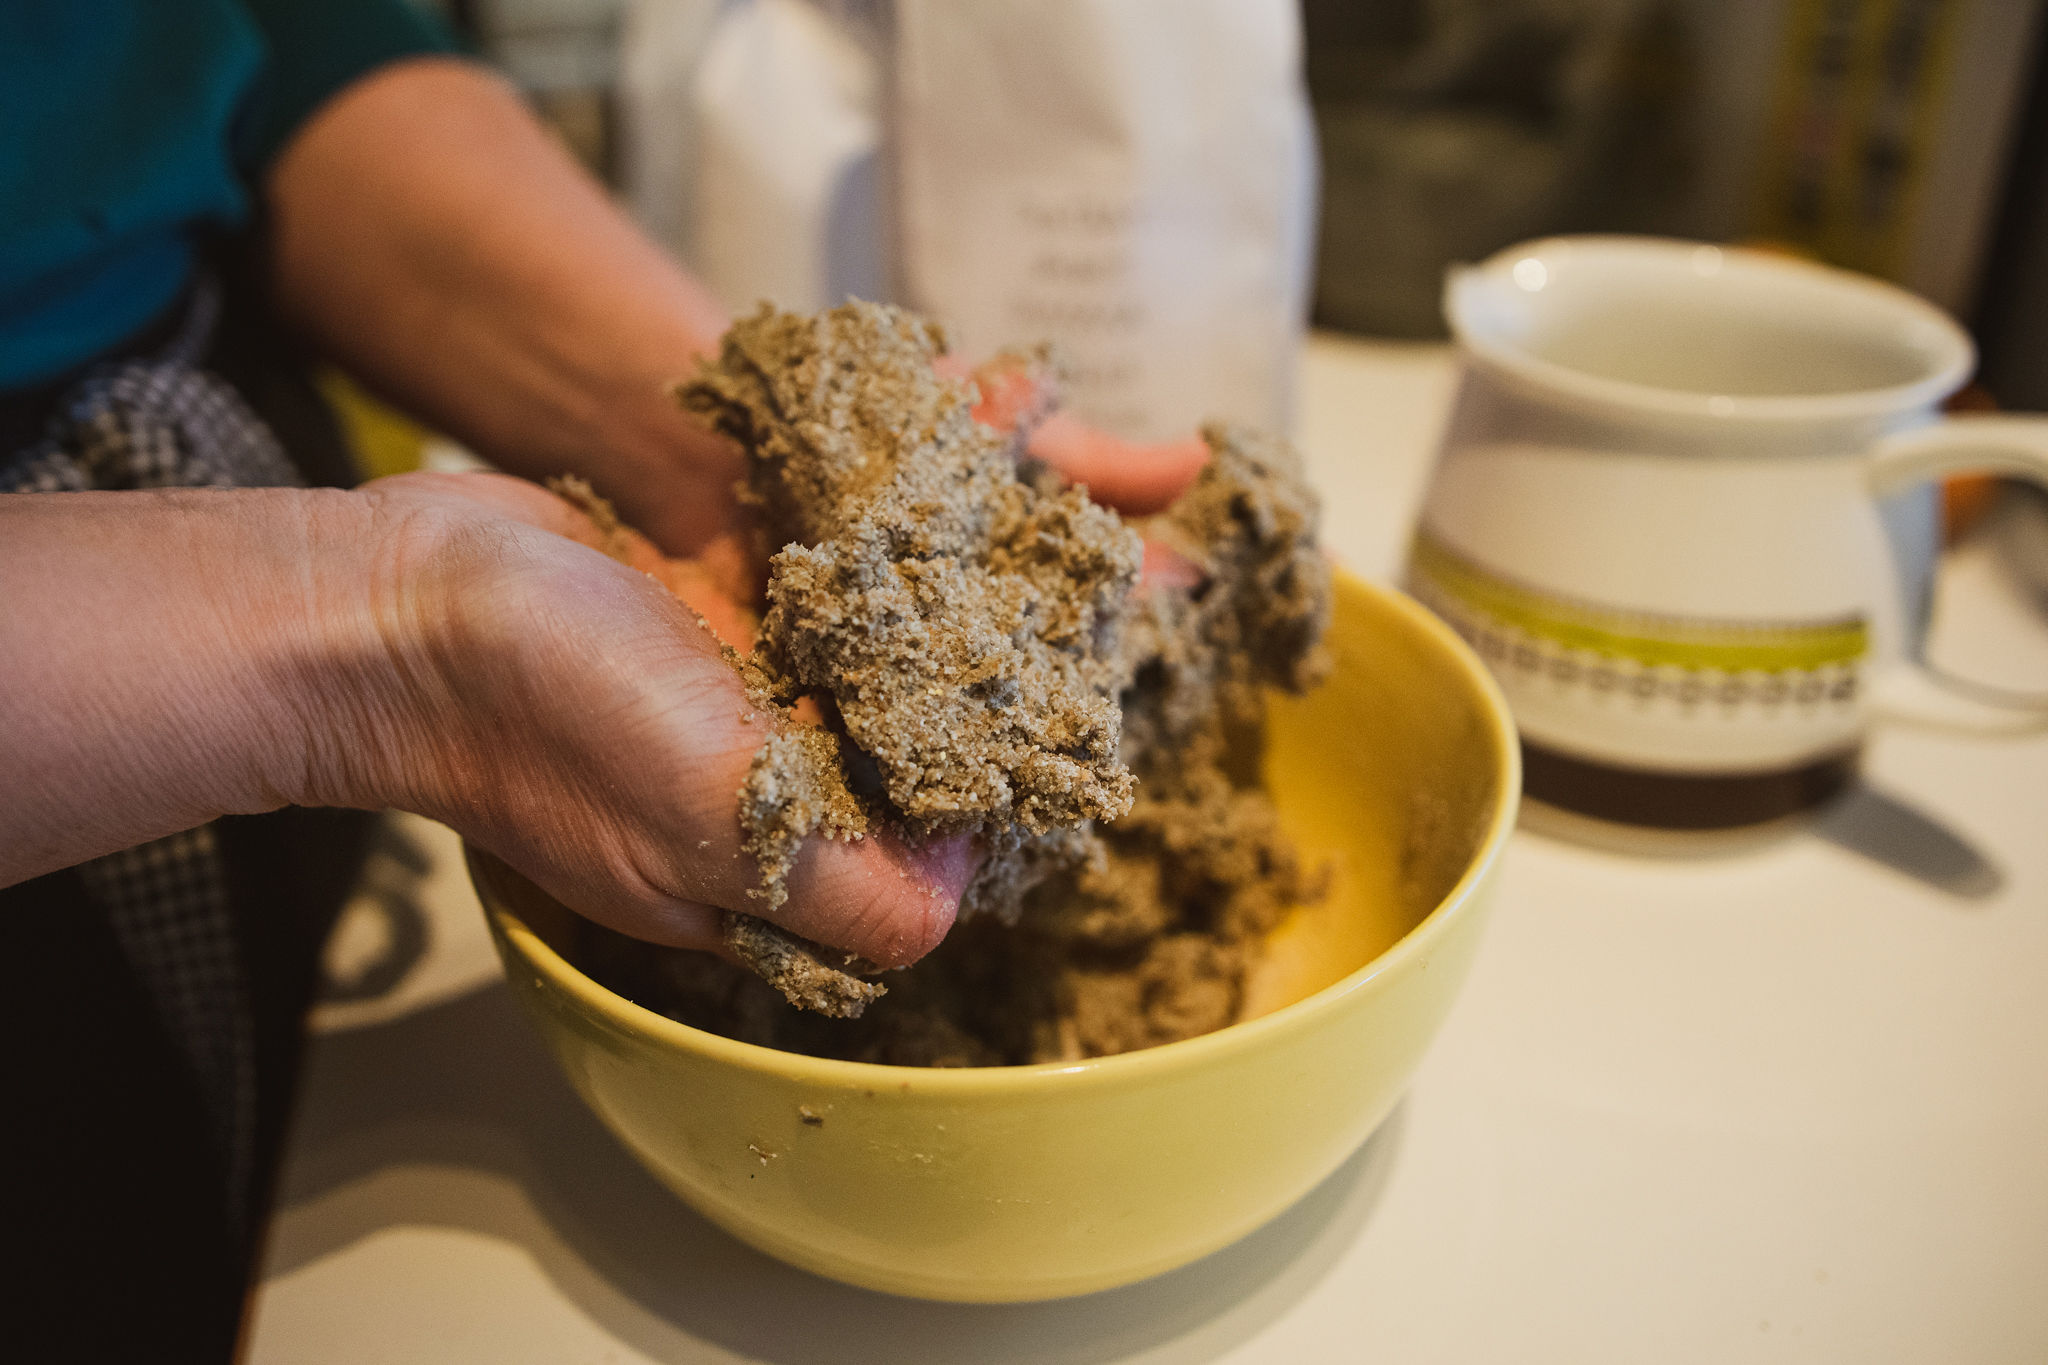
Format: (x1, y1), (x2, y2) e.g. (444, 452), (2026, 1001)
(477, 569), (1521, 1091)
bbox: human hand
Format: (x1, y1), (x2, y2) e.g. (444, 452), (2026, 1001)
(369, 349), (1207, 965)
(362, 359), (1205, 961)
(946, 352), (1210, 590)
(338, 471), (973, 965)
(938, 350), (1212, 516)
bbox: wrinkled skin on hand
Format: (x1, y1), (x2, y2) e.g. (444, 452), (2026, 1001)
(360, 355), (1204, 974)
(351, 470), (972, 968)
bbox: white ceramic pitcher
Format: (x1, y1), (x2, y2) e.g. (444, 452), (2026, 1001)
(1407, 236), (2048, 829)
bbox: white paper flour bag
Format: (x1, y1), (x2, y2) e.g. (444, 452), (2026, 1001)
(892, 0), (1316, 440)
(622, 0), (1316, 439)
(621, 0), (888, 315)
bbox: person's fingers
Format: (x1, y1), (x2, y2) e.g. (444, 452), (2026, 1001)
(1027, 412), (1210, 515)
(545, 838), (967, 971)
(940, 351), (1055, 437)
(1141, 537), (1204, 592)
(448, 576), (966, 966)
(941, 353), (1210, 514)
(770, 826), (971, 966)
(635, 658), (969, 966)
(584, 578), (964, 965)
(378, 476), (967, 964)
(588, 892), (728, 953)
(685, 527), (764, 611)
(560, 811), (964, 967)
(648, 557), (757, 647)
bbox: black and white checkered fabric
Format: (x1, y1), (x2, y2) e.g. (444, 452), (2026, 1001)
(1, 282), (299, 495)
(1, 277), (303, 1231)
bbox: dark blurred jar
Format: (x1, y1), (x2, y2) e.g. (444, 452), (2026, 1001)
(1304, 0), (1697, 338)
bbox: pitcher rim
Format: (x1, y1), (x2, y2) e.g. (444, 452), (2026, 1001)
(1444, 235), (1975, 428)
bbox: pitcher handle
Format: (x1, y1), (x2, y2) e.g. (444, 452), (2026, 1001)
(1866, 414), (2048, 733)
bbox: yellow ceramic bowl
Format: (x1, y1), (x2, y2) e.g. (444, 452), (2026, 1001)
(472, 569), (1518, 1302)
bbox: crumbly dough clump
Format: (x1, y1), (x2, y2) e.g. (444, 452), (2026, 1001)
(681, 303), (1143, 917)
(577, 302), (1331, 1059)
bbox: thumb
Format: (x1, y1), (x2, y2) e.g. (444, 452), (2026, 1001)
(575, 625), (974, 968)
(376, 470), (969, 966)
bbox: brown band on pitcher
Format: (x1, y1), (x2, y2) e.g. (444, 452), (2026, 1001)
(1522, 741), (1859, 829)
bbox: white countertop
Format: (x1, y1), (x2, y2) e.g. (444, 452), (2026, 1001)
(247, 336), (2048, 1364)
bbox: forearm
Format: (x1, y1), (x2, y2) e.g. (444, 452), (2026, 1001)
(0, 476), (963, 961)
(0, 489), (397, 885)
(265, 58), (736, 554)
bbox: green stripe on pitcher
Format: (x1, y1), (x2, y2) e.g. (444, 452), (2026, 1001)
(1408, 530), (1868, 672)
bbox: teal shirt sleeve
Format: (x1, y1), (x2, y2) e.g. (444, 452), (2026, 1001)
(0, 0), (459, 390)
(234, 0), (460, 173)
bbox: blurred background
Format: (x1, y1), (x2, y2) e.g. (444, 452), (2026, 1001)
(366, 0), (2048, 613)
(413, 0), (2048, 403)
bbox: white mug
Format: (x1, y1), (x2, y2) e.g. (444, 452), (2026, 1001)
(1407, 236), (2048, 829)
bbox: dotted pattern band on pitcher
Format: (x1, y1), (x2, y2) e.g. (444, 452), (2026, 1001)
(1408, 529), (1866, 714)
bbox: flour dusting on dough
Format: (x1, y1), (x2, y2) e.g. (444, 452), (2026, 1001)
(577, 301), (1331, 1059)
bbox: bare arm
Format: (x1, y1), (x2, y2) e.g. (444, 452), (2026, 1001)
(264, 58), (739, 559)
(263, 57), (1212, 549)
(0, 488), (386, 879)
(0, 482), (963, 966)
